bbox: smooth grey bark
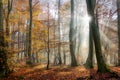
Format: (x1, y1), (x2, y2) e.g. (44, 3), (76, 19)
(5, 0), (13, 58)
(21, 33), (24, 61)
(0, 0), (10, 77)
(86, 0), (109, 72)
(24, 33), (27, 59)
(75, 0), (78, 55)
(69, 0), (77, 66)
(31, 53), (35, 63)
(54, 14), (56, 65)
(53, 14), (58, 65)
(25, 20), (29, 63)
(54, 53), (57, 65)
(57, 0), (62, 65)
(27, 0), (33, 64)
(5, 0), (13, 35)
(46, 3), (50, 70)
(11, 24), (15, 53)
(5, 0), (13, 40)
(85, 25), (94, 68)
(17, 20), (20, 62)
(63, 46), (66, 65)
(35, 52), (39, 63)
(117, 0), (120, 66)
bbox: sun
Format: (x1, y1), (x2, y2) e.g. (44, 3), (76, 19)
(83, 14), (92, 24)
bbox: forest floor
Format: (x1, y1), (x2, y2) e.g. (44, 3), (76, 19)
(3, 63), (120, 80)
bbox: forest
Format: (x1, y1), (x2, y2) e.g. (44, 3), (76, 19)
(1, 0), (120, 80)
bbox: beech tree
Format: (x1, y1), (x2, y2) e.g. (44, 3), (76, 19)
(27, 0), (33, 64)
(0, 0), (10, 77)
(57, 0), (62, 65)
(117, 0), (120, 66)
(69, 0), (77, 66)
(86, 0), (109, 72)
(85, 24), (94, 68)
(46, 3), (50, 70)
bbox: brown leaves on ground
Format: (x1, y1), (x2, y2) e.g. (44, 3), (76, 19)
(4, 65), (120, 80)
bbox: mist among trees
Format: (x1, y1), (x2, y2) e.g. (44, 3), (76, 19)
(0, 0), (120, 79)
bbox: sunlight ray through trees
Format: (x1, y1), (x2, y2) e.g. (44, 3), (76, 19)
(0, 0), (120, 79)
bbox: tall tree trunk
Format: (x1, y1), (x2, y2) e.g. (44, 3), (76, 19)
(36, 52), (39, 63)
(20, 33), (24, 61)
(27, 0), (33, 64)
(54, 53), (57, 65)
(11, 24), (15, 54)
(63, 46), (66, 65)
(117, 0), (120, 66)
(25, 20), (29, 63)
(6, 0), (13, 40)
(0, 0), (10, 77)
(53, 13), (57, 65)
(85, 25), (93, 68)
(46, 3), (50, 70)
(57, 0), (62, 65)
(24, 32), (27, 60)
(17, 21), (20, 62)
(86, 0), (109, 72)
(74, 0), (78, 55)
(21, 33), (24, 61)
(69, 0), (77, 67)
